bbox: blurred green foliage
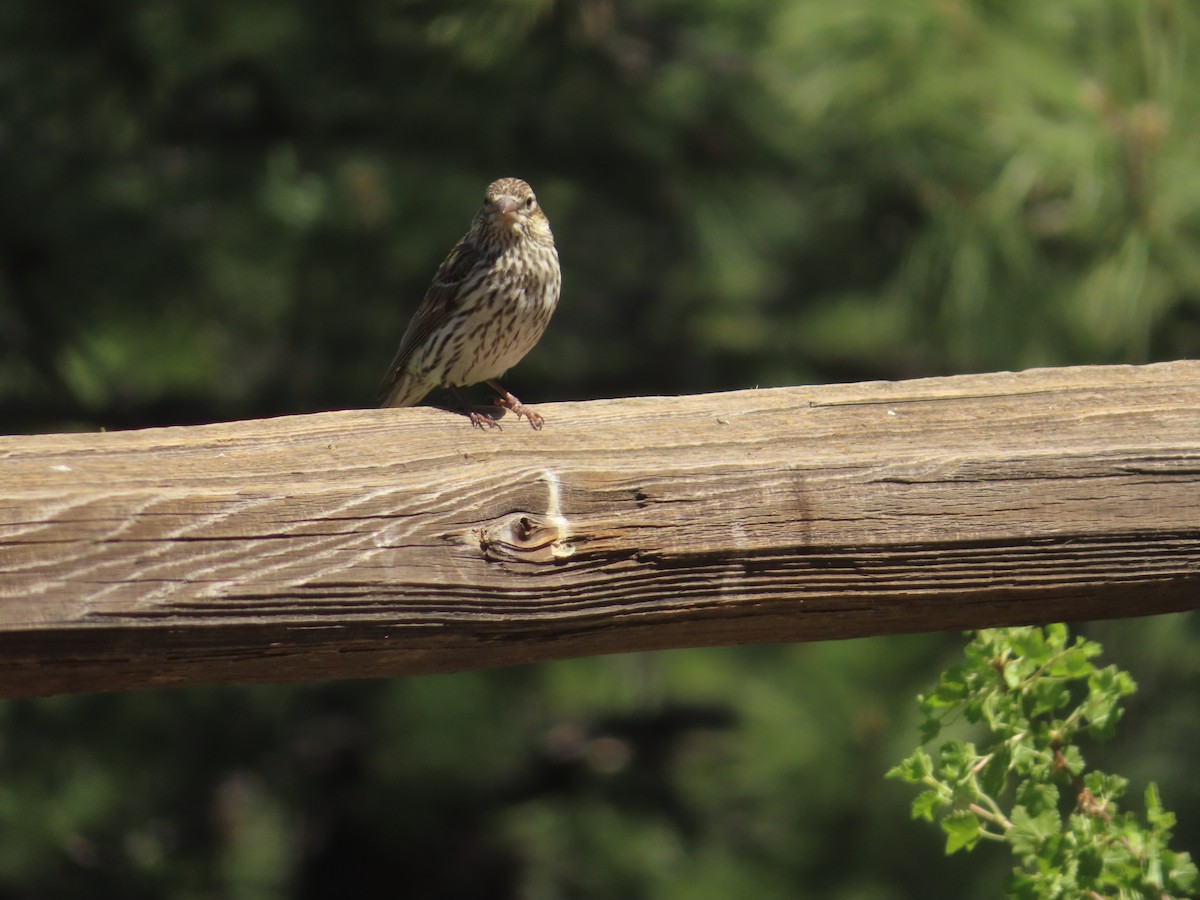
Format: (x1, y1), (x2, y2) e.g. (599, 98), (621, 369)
(1, 625), (1196, 899)
(0, 0), (1197, 896)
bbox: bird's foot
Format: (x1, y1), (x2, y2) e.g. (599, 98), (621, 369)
(469, 410), (502, 430)
(488, 381), (543, 430)
(449, 386), (502, 429)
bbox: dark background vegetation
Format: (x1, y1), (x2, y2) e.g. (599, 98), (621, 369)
(1, 1), (1197, 896)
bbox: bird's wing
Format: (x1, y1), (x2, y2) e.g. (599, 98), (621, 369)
(379, 235), (485, 400)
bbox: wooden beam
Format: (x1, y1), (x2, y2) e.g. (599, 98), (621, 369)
(2, 362), (1198, 698)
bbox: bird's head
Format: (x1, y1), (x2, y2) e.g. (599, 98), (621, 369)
(476, 177), (552, 245)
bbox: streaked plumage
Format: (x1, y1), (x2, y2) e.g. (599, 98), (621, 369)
(380, 177), (561, 429)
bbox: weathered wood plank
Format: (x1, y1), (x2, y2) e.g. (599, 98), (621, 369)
(1, 362), (1198, 697)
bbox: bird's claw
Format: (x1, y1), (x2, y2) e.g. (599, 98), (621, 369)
(469, 410), (502, 430)
(494, 396), (543, 430)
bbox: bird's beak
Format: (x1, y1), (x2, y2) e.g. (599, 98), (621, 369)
(494, 196), (520, 226)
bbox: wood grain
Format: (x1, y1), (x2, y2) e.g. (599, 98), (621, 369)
(2, 362), (1198, 697)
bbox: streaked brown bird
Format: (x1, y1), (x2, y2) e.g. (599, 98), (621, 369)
(379, 177), (561, 429)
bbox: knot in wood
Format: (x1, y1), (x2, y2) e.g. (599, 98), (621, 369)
(475, 512), (575, 563)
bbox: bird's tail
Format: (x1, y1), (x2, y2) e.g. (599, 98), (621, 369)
(379, 372), (432, 408)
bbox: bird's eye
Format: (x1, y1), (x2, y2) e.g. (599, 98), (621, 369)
(524, 196), (536, 209)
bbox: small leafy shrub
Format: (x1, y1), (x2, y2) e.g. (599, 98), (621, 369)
(889, 625), (1196, 899)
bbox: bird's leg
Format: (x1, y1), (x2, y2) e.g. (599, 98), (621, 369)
(486, 380), (543, 430)
(450, 386), (501, 430)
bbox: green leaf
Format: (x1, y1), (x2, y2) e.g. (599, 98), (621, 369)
(1145, 842), (1166, 890)
(1083, 665), (1136, 741)
(1057, 744), (1084, 777)
(1054, 641), (1096, 679)
(1015, 780), (1058, 816)
(1028, 679), (1069, 717)
(927, 665), (971, 706)
(1010, 740), (1049, 779)
(1005, 870), (1043, 900)
(938, 741), (981, 790)
(1076, 843), (1104, 886)
(941, 810), (983, 855)
(1144, 782), (1174, 830)
(918, 716), (943, 745)
(1165, 850), (1198, 893)
(911, 790), (944, 822)
(886, 749), (932, 784)
(1000, 657), (1024, 691)
(1010, 628), (1049, 665)
(1083, 770), (1127, 802)
(978, 745), (1011, 798)
(1008, 804), (1061, 857)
